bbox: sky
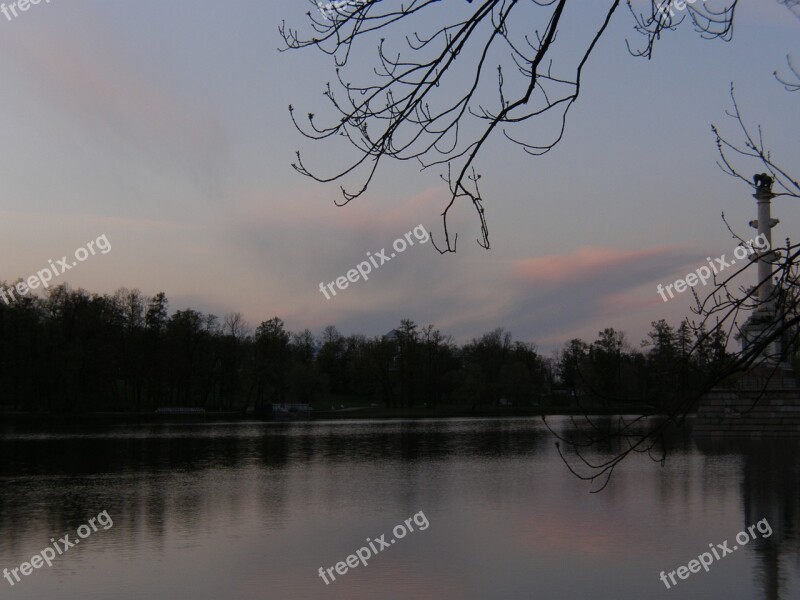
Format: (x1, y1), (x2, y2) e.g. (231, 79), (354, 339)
(0, 0), (798, 352)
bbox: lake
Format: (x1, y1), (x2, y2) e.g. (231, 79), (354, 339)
(0, 417), (798, 599)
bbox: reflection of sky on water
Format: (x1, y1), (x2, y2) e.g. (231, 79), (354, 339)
(0, 418), (797, 599)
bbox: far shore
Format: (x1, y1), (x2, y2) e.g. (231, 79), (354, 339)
(0, 405), (662, 424)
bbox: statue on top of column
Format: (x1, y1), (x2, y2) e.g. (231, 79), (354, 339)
(753, 173), (774, 192)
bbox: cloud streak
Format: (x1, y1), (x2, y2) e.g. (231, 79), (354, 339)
(481, 245), (702, 344)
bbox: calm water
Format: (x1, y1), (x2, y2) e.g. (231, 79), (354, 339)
(0, 417), (798, 600)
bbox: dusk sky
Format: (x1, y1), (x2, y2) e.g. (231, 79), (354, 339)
(1, 0), (798, 351)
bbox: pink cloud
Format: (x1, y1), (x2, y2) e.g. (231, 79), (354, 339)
(511, 245), (687, 288)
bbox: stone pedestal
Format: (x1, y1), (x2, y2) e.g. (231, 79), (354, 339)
(694, 388), (800, 438)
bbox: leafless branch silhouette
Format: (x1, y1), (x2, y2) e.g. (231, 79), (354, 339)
(282, 0), (737, 251)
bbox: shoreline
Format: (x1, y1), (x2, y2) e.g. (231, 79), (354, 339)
(0, 406), (661, 424)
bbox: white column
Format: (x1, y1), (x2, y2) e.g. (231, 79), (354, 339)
(752, 187), (777, 309)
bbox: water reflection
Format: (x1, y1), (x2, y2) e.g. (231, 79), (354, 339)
(0, 418), (796, 600)
(694, 437), (800, 600)
(0, 420), (546, 549)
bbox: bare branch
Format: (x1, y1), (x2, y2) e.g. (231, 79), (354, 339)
(282, 0), (738, 251)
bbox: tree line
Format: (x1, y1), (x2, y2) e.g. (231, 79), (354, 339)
(0, 284), (741, 414)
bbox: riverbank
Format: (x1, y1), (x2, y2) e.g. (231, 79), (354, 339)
(0, 405), (660, 423)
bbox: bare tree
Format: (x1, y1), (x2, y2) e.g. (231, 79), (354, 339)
(224, 312), (252, 341)
(712, 88), (800, 200)
(281, 1), (794, 490)
(548, 77), (800, 492)
(545, 233), (800, 491)
(281, 0), (737, 252)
